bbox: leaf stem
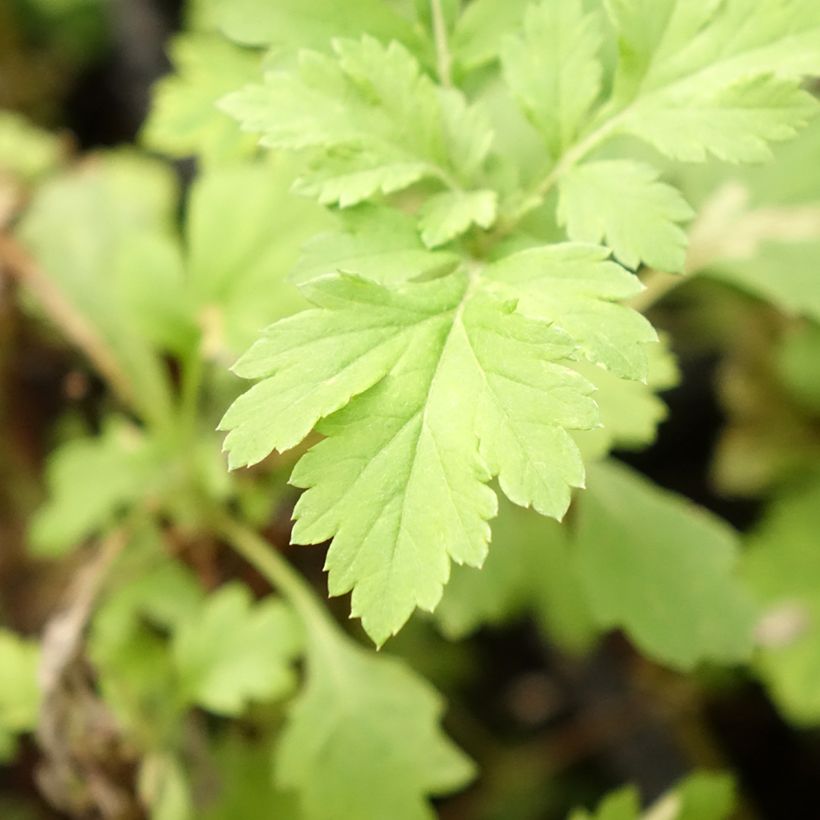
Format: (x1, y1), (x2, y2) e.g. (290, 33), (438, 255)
(430, 0), (453, 88)
(213, 512), (338, 639)
(495, 111), (629, 240)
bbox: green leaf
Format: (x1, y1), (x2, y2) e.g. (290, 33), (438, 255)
(172, 583), (303, 716)
(483, 244), (656, 380)
(621, 75), (817, 163)
(139, 753), (193, 820)
(558, 161), (693, 272)
(451, 0), (532, 72)
(202, 733), (302, 819)
(18, 152), (178, 424)
(277, 627), (473, 820)
(185, 159), (331, 352)
(605, 0), (820, 162)
(743, 478), (820, 724)
(221, 36), (491, 208)
(436, 498), (597, 652)
(223, 271), (599, 642)
(141, 33), (262, 164)
(501, 0), (603, 157)
(570, 786), (639, 820)
(292, 205), (458, 286)
(0, 631), (40, 736)
(417, 189), (497, 248)
(575, 460), (757, 670)
(213, 0), (424, 57)
(569, 772), (735, 820)
(573, 336), (679, 461)
(0, 111), (63, 181)
(30, 419), (166, 556)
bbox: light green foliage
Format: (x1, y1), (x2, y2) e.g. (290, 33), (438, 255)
(570, 772), (735, 820)
(575, 460), (757, 669)
(292, 205), (458, 286)
(19, 152), (181, 423)
(606, 0), (820, 161)
(501, 0), (602, 159)
(417, 189), (497, 248)
(222, 36), (493, 212)
(277, 627), (473, 820)
(483, 244), (655, 380)
(0, 631), (40, 761)
(573, 336), (679, 460)
(30, 419), (166, 556)
(0, 112), (63, 181)
(141, 33), (262, 164)
(451, 0), (532, 73)
(212, 0), (424, 56)
(202, 734), (301, 819)
(436, 498), (597, 652)
(224, 270), (602, 643)
(185, 159), (331, 352)
(558, 161), (693, 273)
(172, 583), (302, 715)
(743, 479), (820, 724)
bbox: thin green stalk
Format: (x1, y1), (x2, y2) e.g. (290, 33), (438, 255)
(430, 0), (453, 88)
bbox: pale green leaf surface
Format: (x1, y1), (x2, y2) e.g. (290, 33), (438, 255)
(572, 336), (679, 460)
(221, 37), (491, 207)
(484, 244), (656, 380)
(0, 111), (63, 181)
(621, 76), (817, 164)
(224, 270), (599, 642)
(418, 189), (497, 248)
(186, 159), (331, 352)
(777, 323), (820, 413)
(277, 633), (473, 820)
(213, 0), (425, 57)
(575, 460), (757, 670)
(501, 0), (603, 157)
(451, 0), (532, 71)
(0, 631), (40, 735)
(743, 479), (820, 724)
(558, 160), (693, 272)
(172, 584), (303, 715)
(30, 419), (166, 556)
(141, 33), (261, 164)
(292, 206), (458, 286)
(436, 499), (597, 652)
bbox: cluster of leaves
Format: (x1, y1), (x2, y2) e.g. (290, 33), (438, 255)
(2, 0), (820, 818)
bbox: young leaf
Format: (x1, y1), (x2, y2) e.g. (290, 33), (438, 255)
(501, 0), (603, 157)
(185, 159), (331, 352)
(744, 478), (820, 724)
(558, 160), (694, 273)
(569, 772), (735, 820)
(0, 111), (63, 181)
(436, 498), (597, 652)
(483, 244), (656, 380)
(172, 584), (303, 716)
(30, 419), (166, 556)
(451, 0), (532, 72)
(575, 460), (757, 670)
(213, 0), (424, 57)
(0, 631), (40, 748)
(606, 1), (820, 162)
(223, 270), (599, 643)
(292, 205), (458, 286)
(417, 189), (497, 248)
(277, 632), (473, 820)
(221, 37), (492, 210)
(141, 33), (262, 164)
